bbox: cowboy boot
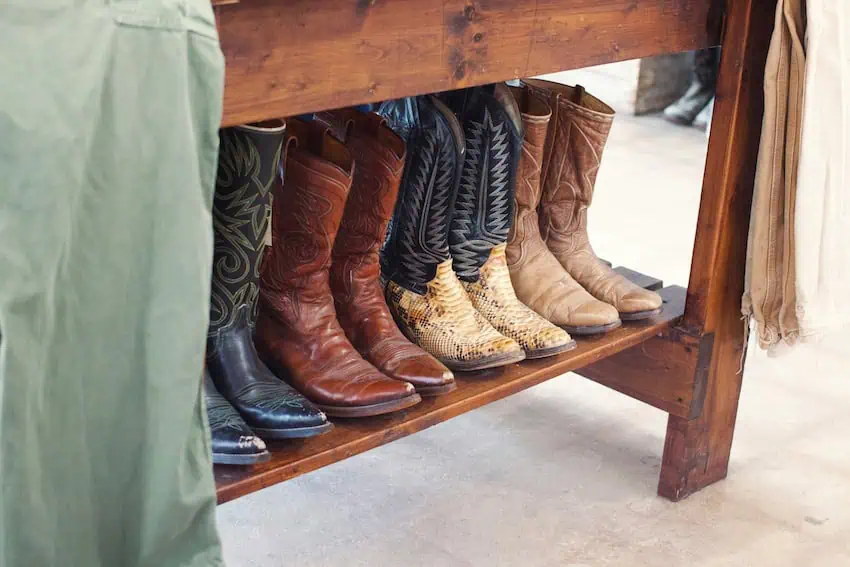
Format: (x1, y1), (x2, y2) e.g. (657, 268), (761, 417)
(203, 370), (270, 465)
(315, 109), (456, 396)
(439, 84), (576, 356)
(523, 80), (663, 320)
(664, 47), (720, 126)
(208, 121), (332, 439)
(504, 85), (621, 335)
(255, 119), (421, 417)
(378, 96), (525, 371)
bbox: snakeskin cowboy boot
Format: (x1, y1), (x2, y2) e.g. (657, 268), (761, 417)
(440, 84), (576, 357)
(208, 121), (332, 440)
(255, 119), (421, 417)
(505, 84), (620, 335)
(378, 96), (524, 371)
(314, 109), (456, 396)
(523, 79), (663, 321)
(203, 370), (270, 465)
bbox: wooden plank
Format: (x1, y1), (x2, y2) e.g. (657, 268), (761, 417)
(216, 285), (685, 503)
(575, 329), (699, 417)
(658, 0), (776, 501)
(216, 0), (721, 126)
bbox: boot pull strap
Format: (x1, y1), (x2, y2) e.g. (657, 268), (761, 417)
(571, 85), (586, 105)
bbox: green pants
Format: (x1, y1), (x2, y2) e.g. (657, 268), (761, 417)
(0, 1), (225, 565)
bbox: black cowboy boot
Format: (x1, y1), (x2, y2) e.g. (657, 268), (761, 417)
(208, 121), (331, 439)
(377, 96), (524, 371)
(439, 84), (575, 359)
(664, 47), (720, 126)
(204, 370), (270, 465)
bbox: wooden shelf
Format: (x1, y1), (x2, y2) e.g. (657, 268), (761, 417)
(215, 0), (721, 126)
(215, 285), (685, 503)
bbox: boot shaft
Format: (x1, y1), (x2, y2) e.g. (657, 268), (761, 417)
(261, 118), (354, 288)
(378, 95), (465, 294)
(210, 120), (286, 335)
(440, 83), (522, 282)
(522, 79), (614, 240)
(320, 110), (407, 261)
(505, 85), (552, 266)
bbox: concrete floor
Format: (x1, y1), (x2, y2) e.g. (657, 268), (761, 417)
(216, 64), (850, 566)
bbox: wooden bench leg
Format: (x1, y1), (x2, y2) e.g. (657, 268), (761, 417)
(658, 323), (747, 501)
(655, 0), (776, 500)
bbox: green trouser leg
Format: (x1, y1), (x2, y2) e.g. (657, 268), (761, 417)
(0, 1), (225, 565)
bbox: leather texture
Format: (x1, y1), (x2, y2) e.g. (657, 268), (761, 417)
(505, 85), (621, 331)
(317, 109), (455, 395)
(523, 79), (663, 319)
(379, 96), (523, 370)
(441, 84), (575, 355)
(204, 369), (269, 465)
(255, 118), (420, 415)
(209, 122), (330, 438)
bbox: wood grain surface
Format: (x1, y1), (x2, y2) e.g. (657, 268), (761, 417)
(658, 0), (776, 501)
(216, 0), (721, 126)
(216, 285), (686, 503)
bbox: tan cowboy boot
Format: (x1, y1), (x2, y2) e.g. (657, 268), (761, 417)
(505, 85), (621, 334)
(523, 79), (663, 320)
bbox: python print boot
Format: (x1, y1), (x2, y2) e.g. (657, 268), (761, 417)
(441, 84), (576, 357)
(208, 121), (331, 439)
(378, 96), (524, 371)
(523, 79), (663, 320)
(314, 109), (456, 396)
(505, 84), (621, 335)
(255, 119), (421, 417)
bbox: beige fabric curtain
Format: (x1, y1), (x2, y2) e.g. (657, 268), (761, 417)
(744, 0), (850, 353)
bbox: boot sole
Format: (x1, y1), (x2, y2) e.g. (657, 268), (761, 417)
(251, 421), (334, 440)
(212, 450), (271, 466)
(619, 307), (663, 321)
(415, 381), (458, 397)
(524, 339), (578, 360)
(315, 393), (422, 418)
(562, 319), (622, 336)
(439, 350), (526, 372)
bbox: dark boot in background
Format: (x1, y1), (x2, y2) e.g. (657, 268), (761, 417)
(209, 121), (331, 438)
(440, 84), (575, 358)
(317, 109), (456, 396)
(256, 119), (421, 417)
(203, 370), (270, 465)
(663, 47), (720, 126)
(378, 96), (524, 371)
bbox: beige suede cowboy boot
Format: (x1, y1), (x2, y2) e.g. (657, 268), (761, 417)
(523, 79), (663, 320)
(505, 85), (621, 335)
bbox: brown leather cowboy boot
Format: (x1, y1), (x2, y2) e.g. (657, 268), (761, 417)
(505, 85), (621, 334)
(255, 119), (421, 417)
(523, 79), (663, 320)
(317, 109), (456, 396)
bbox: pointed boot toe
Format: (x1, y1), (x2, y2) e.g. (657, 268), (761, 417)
(563, 301), (621, 336)
(618, 289), (664, 320)
(384, 355), (457, 396)
(307, 365), (422, 418)
(205, 372), (271, 466)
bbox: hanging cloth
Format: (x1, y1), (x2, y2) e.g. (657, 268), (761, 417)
(742, 0), (807, 353)
(792, 0), (850, 343)
(0, 1), (225, 565)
